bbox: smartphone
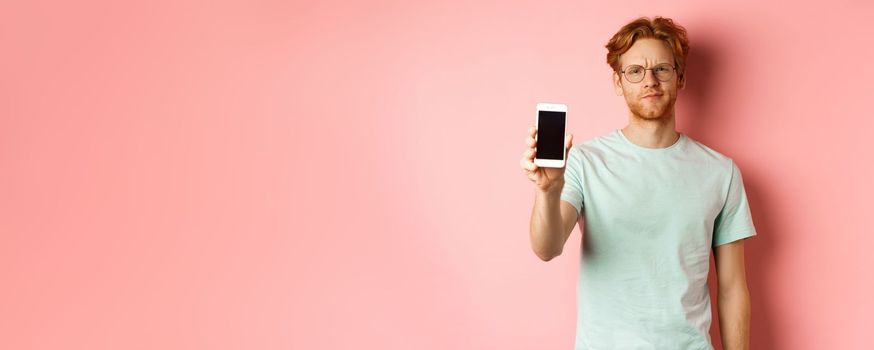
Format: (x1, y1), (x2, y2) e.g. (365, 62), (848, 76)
(534, 102), (567, 168)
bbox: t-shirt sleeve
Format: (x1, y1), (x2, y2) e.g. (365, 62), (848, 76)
(560, 146), (584, 216)
(712, 160), (757, 247)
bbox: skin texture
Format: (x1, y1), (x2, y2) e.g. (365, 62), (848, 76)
(520, 37), (751, 349)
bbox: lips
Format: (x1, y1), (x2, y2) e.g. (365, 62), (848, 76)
(642, 93), (663, 99)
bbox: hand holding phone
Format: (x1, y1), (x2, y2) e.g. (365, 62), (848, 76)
(520, 103), (573, 193)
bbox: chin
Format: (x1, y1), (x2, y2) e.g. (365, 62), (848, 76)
(630, 106), (667, 120)
(629, 98), (675, 120)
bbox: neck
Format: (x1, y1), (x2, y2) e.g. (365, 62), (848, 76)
(621, 114), (679, 149)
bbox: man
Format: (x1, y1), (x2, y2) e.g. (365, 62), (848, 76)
(519, 17), (756, 350)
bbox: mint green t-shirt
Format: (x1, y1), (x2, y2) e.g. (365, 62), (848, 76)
(560, 129), (757, 350)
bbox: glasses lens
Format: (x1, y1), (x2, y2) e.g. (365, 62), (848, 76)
(625, 65), (644, 82)
(654, 64), (674, 81)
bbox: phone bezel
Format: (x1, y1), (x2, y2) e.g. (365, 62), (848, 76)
(534, 103), (567, 168)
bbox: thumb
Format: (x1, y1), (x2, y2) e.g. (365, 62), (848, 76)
(565, 133), (574, 149)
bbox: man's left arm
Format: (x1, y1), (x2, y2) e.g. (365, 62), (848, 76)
(714, 239), (751, 350)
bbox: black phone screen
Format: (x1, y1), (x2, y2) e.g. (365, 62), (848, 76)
(536, 110), (566, 160)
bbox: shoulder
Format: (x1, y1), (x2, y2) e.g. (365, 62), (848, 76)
(682, 134), (738, 175)
(569, 129), (623, 159)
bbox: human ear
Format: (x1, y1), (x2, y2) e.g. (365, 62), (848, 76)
(613, 72), (623, 96)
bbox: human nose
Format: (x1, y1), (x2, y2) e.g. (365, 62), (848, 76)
(642, 68), (660, 87)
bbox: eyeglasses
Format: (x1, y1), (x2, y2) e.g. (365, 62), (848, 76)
(620, 63), (677, 83)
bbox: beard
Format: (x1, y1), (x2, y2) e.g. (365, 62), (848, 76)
(627, 93), (676, 121)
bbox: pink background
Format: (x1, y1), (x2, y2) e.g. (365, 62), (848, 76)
(2, 0), (872, 349)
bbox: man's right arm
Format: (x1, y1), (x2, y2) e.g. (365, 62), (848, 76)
(529, 186), (579, 261)
(520, 125), (577, 261)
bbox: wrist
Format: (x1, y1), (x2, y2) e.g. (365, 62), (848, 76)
(537, 181), (565, 196)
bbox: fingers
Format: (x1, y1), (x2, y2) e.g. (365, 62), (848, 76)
(523, 148), (535, 160)
(519, 158), (538, 172)
(565, 133), (573, 149)
(524, 128), (537, 165)
(521, 126), (539, 180)
(526, 135), (536, 148)
(526, 125), (537, 147)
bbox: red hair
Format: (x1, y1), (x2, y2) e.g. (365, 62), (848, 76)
(605, 16), (690, 85)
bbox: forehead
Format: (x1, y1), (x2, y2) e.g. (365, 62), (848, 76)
(620, 38), (674, 66)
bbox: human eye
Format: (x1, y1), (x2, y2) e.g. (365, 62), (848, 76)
(655, 65), (671, 73)
(626, 65), (643, 74)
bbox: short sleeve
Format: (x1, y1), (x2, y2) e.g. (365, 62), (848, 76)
(560, 146), (584, 216)
(712, 160), (757, 247)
